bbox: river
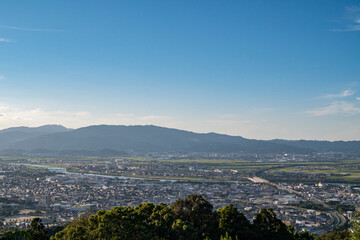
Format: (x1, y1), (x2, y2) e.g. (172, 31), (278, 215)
(16, 163), (243, 183)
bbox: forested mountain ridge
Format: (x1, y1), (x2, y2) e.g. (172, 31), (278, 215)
(0, 125), (359, 155)
(0, 125), (70, 150)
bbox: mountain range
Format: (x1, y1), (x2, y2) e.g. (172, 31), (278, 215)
(0, 124), (359, 156)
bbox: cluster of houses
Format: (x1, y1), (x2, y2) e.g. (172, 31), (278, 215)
(1, 156), (359, 234)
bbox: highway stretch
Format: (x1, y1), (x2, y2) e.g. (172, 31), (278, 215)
(248, 175), (348, 234)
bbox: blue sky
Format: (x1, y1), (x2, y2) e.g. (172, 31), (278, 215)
(0, 0), (360, 140)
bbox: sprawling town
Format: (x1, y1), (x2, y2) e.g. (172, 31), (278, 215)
(0, 154), (359, 235)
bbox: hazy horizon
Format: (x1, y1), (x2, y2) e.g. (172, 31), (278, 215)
(1, 1), (359, 140)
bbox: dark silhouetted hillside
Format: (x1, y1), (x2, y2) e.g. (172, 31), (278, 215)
(0, 125), (358, 155)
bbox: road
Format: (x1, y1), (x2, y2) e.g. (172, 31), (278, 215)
(248, 175), (348, 233)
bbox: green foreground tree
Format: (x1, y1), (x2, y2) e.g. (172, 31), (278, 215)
(350, 211), (360, 240)
(50, 194), (317, 240)
(0, 218), (47, 240)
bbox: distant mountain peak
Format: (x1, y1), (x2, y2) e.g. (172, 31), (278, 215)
(0, 124), (358, 155)
(0, 124), (69, 133)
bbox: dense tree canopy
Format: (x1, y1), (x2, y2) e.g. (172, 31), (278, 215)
(315, 230), (350, 240)
(49, 194), (316, 240)
(350, 211), (360, 240)
(171, 194), (218, 239)
(253, 208), (292, 240)
(0, 218), (47, 240)
(218, 204), (258, 240)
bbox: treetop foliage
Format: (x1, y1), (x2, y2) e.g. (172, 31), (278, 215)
(50, 194), (315, 240)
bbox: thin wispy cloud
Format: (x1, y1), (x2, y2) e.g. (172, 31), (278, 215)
(0, 38), (11, 42)
(113, 113), (174, 125)
(0, 104), (91, 124)
(0, 25), (61, 32)
(0, 76), (4, 80)
(0, 102), (176, 129)
(333, 6), (360, 32)
(307, 101), (360, 116)
(357, 97), (360, 101)
(320, 89), (355, 99)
